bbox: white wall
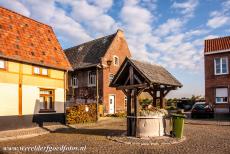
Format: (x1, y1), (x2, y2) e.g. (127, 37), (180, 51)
(0, 83), (18, 116)
(22, 86), (65, 115)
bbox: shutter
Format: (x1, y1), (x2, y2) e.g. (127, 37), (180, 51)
(216, 88), (228, 97)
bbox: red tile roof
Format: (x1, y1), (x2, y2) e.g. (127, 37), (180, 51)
(0, 7), (72, 70)
(204, 36), (230, 53)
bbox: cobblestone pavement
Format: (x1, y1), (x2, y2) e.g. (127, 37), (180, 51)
(0, 118), (229, 154)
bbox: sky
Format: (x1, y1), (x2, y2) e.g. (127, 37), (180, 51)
(0, 0), (230, 98)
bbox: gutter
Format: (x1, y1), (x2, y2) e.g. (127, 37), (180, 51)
(204, 49), (230, 55)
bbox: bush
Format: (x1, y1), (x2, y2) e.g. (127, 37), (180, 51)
(140, 98), (152, 106)
(165, 106), (177, 110)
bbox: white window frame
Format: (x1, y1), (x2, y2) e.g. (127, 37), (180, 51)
(34, 67), (40, 74)
(215, 88), (228, 104)
(41, 68), (48, 76)
(0, 59), (5, 69)
(214, 57), (228, 75)
(113, 55), (119, 66)
(124, 96), (127, 108)
(109, 74), (114, 83)
(88, 71), (96, 87)
(71, 75), (78, 88)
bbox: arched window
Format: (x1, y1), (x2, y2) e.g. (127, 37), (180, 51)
(113, 55), (119, 66)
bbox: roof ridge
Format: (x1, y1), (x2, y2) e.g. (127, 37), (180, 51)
(0, 6), (51, 28)
(64, 33), (117, 51)
(205, 35), (230, 41)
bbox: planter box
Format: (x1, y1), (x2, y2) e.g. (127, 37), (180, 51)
(136, 116), (166, 137)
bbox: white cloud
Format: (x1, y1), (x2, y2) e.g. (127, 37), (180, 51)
(153, 18), (184, 37)
(0, 0), (30, 17)
(206, 1), (230, 29)
(65, 0), (117, 35)
(207, 14), (229, 29)
(120, 3), (152, 34)
(172, 0), (198, 18)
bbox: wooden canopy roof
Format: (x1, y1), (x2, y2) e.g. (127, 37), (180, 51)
(110, 57), (182, 89)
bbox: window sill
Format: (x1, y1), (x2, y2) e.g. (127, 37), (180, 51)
(39, 109), (56, 113)
(34, 74), (49, 77)
(215, 102), (228, 104)
(214, 73), (229, 76)
(88, 84), (96, 87)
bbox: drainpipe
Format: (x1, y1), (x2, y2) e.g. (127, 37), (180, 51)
(96, 66), (99, 121)
(64, 70), (68, 125)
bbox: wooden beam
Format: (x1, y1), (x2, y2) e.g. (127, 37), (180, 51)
(163, 90), (171, 97)
(134, 74), (142, 84)
(122, 89), (128, 96)
(116, 83), (148, 90)
(18, 63), (22, 116)
(124, 76), (130, 85)
(129, 66), (134, 85)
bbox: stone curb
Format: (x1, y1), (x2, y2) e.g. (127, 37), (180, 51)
(185, 121), (230, 126)
(0, 132), (49, 142)
(107, 135), (186, 146)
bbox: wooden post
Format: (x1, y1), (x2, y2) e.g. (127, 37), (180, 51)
(160, 90), (164, 108)
(127, 89), (131, 136)
(134, 88), (139, 137)
(152, 91), (156, 107)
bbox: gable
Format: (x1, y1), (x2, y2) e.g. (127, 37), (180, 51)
(0, 7), (71, 70)
(65, 33), (116, 70)
(111, 58), (182, 88)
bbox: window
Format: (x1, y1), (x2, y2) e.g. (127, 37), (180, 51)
(39, 89), (55, 112)
(71, 76), (78, 88)
(109, 74), (114, 83)
(41, 68), (48, 76)
(216, 88), (228, 104)
(124, 96), (127, 108)
(0, 59), (5, 69)
(88, 71), (96, 86)
(114, 56), (119, 66)
(33, 67), (49, 76)
(214, 57), (228, 75)
(34, 67), (40, 74)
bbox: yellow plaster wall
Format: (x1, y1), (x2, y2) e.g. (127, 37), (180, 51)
(0, 60), (66, 116)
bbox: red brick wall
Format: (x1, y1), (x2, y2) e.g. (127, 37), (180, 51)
(205, 52), (230, 109)
(67, 30), (131, 113)
(101, 30), (131, 113)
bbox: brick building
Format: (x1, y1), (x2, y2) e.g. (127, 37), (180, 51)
(204, 36), (230, 113)
(65, 30), (131, 114)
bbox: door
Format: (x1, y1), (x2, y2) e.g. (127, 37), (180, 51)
(109, 95), (115, 114)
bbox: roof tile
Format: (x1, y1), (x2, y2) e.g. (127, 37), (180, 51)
(204, 36), (230, 53)
(0, 7), (71, 70)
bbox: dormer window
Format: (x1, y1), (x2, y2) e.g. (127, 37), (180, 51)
(214, 57), (228, 75)
(71, 76), (78, 88)
(114, 56), (119, 66)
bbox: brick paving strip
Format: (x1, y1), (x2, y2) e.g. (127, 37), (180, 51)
(107, 132), (186, 145)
